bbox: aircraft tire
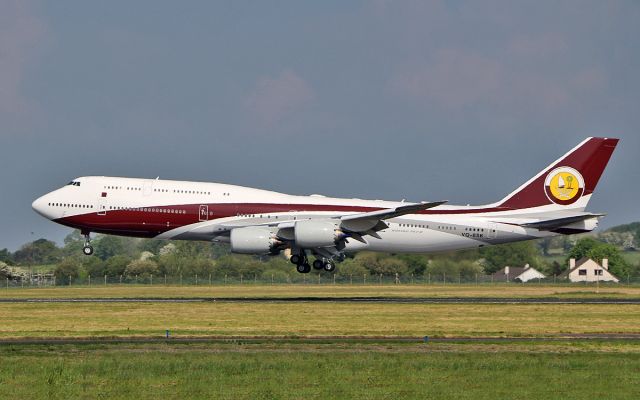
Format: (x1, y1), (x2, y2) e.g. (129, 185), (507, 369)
(312, 259), (324, 270)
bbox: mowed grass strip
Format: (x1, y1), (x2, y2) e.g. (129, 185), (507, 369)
(0, 302), (638, 338)
(1, 284), (639, 299)
(0, 343), (638, 400)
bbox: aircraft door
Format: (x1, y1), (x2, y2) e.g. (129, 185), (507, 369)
(143, 181), (153, 196)
(97, 198), (107, 216)
(199, 205), (209, 222)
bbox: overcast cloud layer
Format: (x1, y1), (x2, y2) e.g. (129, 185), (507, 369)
(1, 1), (638, 250)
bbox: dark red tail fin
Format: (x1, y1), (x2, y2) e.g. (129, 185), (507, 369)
(498, 137), (619, 210)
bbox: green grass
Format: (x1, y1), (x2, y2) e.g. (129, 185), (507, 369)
(0, 342), (638, 399)
(2, 283), (640, 299)
(1, 301), (639, 339)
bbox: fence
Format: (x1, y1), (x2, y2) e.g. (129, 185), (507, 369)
(4, 271), (640, 288)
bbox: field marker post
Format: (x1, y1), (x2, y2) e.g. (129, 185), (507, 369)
(443, 272), (446, 285)
(428, 273), (430, 285)
(120, 275), (122, 284)
(333, 274), (336, 285)
(150, 274), (153, 285)
(88, 275), (91, 287)
(180, 274), (182, 286)
(195, 274), (198, 286)
(6, 278), (8, 289)
(363, 274), (366, 285)
(209, 273), (211, 286)
(164, 274), (167, 285)
(475, 273), (478, 285)
(104, 275), (107, 286)
(135, 275), (138, 285)
(240, 274), (243, 284)
(411, 273), (414, 284)
(224, 274), (227, 284)
(318, 273), (321, 285)
(271, 274), (274, 285)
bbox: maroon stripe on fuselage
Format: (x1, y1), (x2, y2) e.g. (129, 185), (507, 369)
(55, 202), (509, 237)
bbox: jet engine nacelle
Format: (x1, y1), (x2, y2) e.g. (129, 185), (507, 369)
(230, 227), (278, 254)
(294, 220), (344, 248)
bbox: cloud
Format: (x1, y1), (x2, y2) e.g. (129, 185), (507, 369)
(0, 0), (46, 128)
(244, 69), (314, 127)
(389, 46), (607, 115)
(389, 49), (504, 109)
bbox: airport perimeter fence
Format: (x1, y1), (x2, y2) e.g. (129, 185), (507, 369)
(5, 271), (640, 288)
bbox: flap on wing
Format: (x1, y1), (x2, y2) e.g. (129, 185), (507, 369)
(340, 201), (447, 232)
(520, 213), (604, 231)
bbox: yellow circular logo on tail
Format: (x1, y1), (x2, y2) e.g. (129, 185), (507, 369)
(544, 167), (584, 205)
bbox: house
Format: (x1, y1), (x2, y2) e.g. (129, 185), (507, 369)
(561, 258), (619, 283)
(491, 264), (546, 282)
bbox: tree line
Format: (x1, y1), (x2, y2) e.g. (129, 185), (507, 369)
(1, 228), (639, 284)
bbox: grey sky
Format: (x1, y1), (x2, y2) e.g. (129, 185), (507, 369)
(1, 1), (639, 250)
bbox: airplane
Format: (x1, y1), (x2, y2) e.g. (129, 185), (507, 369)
(32, 137), (618, 273)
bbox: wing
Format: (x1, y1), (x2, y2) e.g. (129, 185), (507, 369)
(338, 201), (447, 241)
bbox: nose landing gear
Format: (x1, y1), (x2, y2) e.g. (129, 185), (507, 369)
(82, 232), (94, 256)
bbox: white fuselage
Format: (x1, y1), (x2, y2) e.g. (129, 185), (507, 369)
(32, 176), (576, 254)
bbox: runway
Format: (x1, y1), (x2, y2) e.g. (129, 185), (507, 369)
(1, 296), (639, 304)
(1, 334), (639, 346)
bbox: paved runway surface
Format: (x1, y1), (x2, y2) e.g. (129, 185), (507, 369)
(1, 296), (639, 304)
(1, 334), (639, 346)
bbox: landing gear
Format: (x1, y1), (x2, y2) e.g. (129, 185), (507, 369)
(323, 261), (336, 273)
(291, 252), (311, 273)
(290, 254), (303, 265)
(296, 263), (311, 274)
(82, 232), (93, 256)
(312, 259), (324, 270)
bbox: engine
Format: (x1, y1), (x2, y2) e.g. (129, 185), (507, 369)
(230, 227), (279, 254)
(294, 220), (344, 248)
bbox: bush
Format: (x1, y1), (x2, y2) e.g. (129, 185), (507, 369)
(54, 258), (83, 284)
(124, 259), (159, 278)
(105, 255), (132, 277)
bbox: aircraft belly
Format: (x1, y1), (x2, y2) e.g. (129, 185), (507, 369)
(358, 229), (484, 253)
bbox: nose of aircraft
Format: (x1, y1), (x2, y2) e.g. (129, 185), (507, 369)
(32, 195), (49, 218)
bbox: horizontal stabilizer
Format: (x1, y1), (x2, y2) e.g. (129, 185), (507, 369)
(520, 214), (604, 231)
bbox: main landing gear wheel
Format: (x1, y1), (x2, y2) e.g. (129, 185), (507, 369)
(83, 245), (94, 256)
(323, 261), (336, 273)
(296, 263), (311, 274)
(290, 254), (302, 265)
(312, 259), (324, 270)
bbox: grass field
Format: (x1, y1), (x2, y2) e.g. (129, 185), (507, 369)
(2, 283), (640, 299)
(1, 285), (638, 399)
(0, 342), (639, 399)
(1, 301), (639, 339)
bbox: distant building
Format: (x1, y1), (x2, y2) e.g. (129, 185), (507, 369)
(491, 264), (546, 282)
(561, 258), (619, 283)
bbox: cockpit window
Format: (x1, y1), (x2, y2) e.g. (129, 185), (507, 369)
(67, 181), (81, 187)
